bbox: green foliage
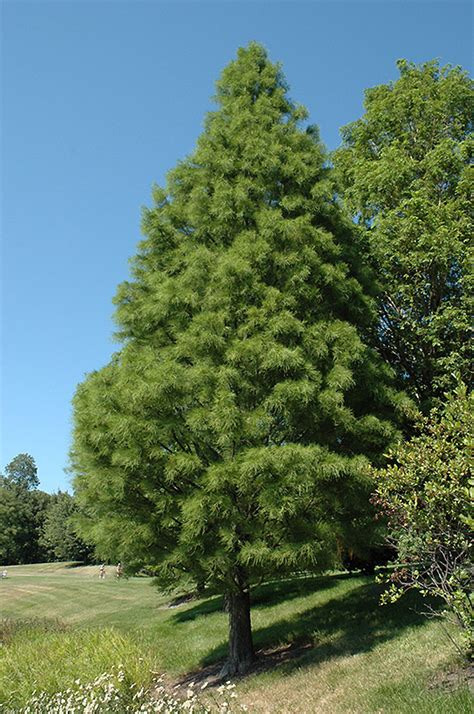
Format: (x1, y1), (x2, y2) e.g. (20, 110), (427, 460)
(0, 454), (50, 565)
(373, 384), (473, 655)
(0, 484), (35, 564)
(334, 60), (474, 410)
(39, 491), (93, 562)
(3, 453), (39, 490)
(71, 44), (408, 600)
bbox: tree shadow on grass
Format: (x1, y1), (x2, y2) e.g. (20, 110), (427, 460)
(250, 582), (431, 675)
(64, 562), (85, 569)
(172, 573), (345, 623)
(251, 573), (355, 609)
(176, 577), (436, 685)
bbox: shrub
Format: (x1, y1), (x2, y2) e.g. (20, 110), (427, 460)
(373, 383), (473, 656)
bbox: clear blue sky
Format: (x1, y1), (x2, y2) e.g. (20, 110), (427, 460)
(1, 1), (472, 493)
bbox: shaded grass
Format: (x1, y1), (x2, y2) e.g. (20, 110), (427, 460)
(237, 620), (472, 714)
(0, 564), (472, 712)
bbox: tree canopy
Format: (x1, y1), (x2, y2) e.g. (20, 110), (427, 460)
(334, 60), (473, 411)
(0, 454), (49, 565)
(72, 43), (410, 674)
(40, 491), (93, 563)
(3, 453), (39, 490)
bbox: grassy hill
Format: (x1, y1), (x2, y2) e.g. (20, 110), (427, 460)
(0, 563), (471, 712)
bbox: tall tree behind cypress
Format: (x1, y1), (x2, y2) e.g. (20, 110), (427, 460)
(333, 60), (473, 411)
(71, 44), (409, 674)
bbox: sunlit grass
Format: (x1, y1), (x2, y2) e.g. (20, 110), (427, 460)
(0, 564), (471, 712)
(0, 621), (160, 709)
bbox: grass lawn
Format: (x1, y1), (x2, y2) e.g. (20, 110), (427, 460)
(0, 563), (471, 712)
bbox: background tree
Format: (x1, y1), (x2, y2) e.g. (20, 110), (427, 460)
(334, 60), (473, 411)
(373, 383), (473, 656)
(0, 454), (50, 564)
(4, 453), (39, 490)
(40, 491), (93, 563)
(72, 43), (409, 675)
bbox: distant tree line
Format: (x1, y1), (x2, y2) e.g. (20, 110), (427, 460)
(0, 453), (92, 565)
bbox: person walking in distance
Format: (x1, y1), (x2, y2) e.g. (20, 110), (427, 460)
(99, 563), (106, 579)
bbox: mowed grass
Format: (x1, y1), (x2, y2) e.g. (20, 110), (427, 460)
(2, 562), (169, 629)
(0, 563), (472, 712)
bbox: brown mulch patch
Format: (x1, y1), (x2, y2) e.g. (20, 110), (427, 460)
(428, 662), (474, 694)
(169, 639), (314, 691)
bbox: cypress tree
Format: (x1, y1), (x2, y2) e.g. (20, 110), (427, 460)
(71, 44), (409, 675)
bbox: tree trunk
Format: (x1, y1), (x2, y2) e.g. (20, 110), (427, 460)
(220, 585), (255, 677)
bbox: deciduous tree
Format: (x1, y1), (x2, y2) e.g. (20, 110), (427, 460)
(40, 491), (92, 563)
(4, 453), (39, 490)
(334, 60), (473, 410)
(0, 454), (50, 564)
